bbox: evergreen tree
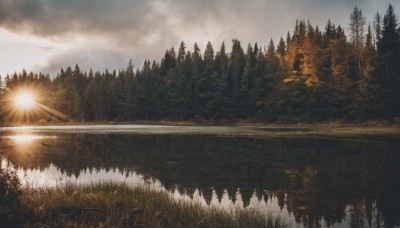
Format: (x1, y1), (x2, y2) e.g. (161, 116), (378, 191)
(192, 42), (203, 69)
(199, 41), (215, 119)
(359, 23), (380, 119)
(177, 41), (186, 64)
(228, 39), (246, 117)
(349, 6), (366, 77)
(239, 43), (256, 118)
(329, 28), (356, 119)
(325, 19), (335, 40)
(160, 48), (176, 76)
(376, 4), (400, 119)
(209, 41), (231, 119)
(277, 37), (286, 59)
(204, 41), (215, 71)
(264, 40), (282, 120)
(375, 12), (382, 44)
(191, 44), (202, 119)
(286, 32), (291, 46)
(349, 6), (366, 49)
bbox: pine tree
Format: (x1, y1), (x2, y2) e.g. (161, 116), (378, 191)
(375, 12), (382, 44)
(126, 59), (135, 76)
(349, 6), (366, 48)
(191, 44), (203, 119)
(204, 41), (214, 72)
(329, 28), (355, 119)
(239, 43), (255, 118)
(325, 19), (335, 40)
(228, 39), (245, 117)
(286, 32), (291, 46)
(349, 6), (366, 76)
(252, 48), (268, 119)
(192, 42), (203, 69)
(358, 23), (380, 119)
(264, 40), (283, 120)
(160, 48), (176, 76)
(177, 41), (186, 64)
(277, 37), (286, 59)
(209, 41), (231, 119)
(200, 41), (215, 119)
(376, 4), (400, 119)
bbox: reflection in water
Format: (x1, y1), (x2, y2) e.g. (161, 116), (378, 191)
(1, 130), (400, 227)
(6, 134), (57, 144)
(14, 160), (300, 226)
(16, 163), (150, 188)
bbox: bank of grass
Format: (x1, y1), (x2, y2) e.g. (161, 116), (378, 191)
(16, 182), (285, 227)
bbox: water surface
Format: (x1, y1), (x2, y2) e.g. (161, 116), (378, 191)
(1, 125), (399, 227)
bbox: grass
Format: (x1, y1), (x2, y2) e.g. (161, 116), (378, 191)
(13, 182), (285, 227)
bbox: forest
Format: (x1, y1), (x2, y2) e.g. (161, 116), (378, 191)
(1, 4), (400, 123)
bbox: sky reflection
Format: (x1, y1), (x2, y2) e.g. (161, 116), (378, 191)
(7, 135), (49, 144)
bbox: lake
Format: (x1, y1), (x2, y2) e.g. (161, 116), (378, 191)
(1, 125), (399, 227)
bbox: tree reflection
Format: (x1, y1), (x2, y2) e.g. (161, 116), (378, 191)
(1, 133), (399, 227)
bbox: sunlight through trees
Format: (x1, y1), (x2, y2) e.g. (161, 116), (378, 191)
(1, 4), (400, 123)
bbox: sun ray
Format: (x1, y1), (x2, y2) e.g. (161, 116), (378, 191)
(1, 84), (68, 124)
(35, 103), (68, 120)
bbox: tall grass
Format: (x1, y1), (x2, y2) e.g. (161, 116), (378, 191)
(19, 182), (285, 227)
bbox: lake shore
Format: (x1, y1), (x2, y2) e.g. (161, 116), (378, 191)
(1, 122), (399, 140)
(3, 182), (285, 227)
(2, 118), (400, 127)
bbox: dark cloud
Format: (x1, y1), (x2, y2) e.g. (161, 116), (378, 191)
(1, 0), (398, 41)
(0, 0), (152, 37)
(34, 46), (131, 74)
(1, 0), (397, 42)
(1, 0), (399, 75)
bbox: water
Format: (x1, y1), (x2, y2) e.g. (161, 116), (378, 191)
(1, 125), (399, 227)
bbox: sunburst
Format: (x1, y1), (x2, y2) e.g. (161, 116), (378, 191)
(1, 85), (67, 124)
(14, 91), (35, 109)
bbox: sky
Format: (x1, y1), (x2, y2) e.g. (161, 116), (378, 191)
(0, 0), (399, 77)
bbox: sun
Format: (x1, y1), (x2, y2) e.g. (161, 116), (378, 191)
(1, 86), (68, 123)
(14, 92), (35, 109)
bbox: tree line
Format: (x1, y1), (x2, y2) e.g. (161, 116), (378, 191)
(1, 4), (400, 123)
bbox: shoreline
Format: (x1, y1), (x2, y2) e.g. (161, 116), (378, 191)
(2, 119), (399, 127)
(1, 123), (399, 140)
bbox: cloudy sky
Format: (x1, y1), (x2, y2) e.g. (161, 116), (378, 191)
(0, 0), (399, 77)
